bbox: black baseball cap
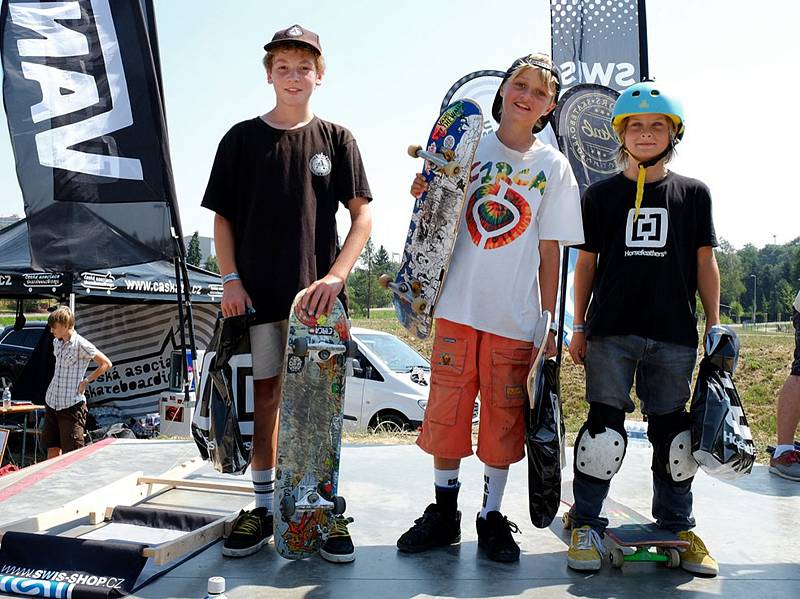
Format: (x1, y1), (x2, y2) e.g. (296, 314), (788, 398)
(264, 24), (322, 55)
(491, 55), (561, 132)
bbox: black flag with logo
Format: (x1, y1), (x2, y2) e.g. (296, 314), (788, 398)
(0, 0), (178, 272)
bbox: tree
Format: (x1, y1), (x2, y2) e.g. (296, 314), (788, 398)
(187, 232), (202, 266)
(204, 255), (219, 274)
(775, 279), (794, 322)
(373, 245), (391, 276)
(715, 239), (745, 310)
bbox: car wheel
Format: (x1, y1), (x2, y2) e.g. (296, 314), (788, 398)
(369, 412), (410, 434)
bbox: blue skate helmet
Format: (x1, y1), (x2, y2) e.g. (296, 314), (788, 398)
(612, 81), (685, 222)
(612, 81), (685, 141)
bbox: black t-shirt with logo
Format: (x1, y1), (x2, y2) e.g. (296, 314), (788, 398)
(202, 117), (372, 324)
(578, 172), (717, 348)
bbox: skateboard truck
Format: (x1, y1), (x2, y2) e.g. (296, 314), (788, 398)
(378, 275), (427, 314)
(291, 338), (355, 363)
(407, 144), (461, 177)
(279, 473), (347, 518)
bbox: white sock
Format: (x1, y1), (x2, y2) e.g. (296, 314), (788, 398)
(434, 468), (460, 489)
(774, 444), (796, 458)
(480, 465), (509, 518)
(252, 468), (275, 512)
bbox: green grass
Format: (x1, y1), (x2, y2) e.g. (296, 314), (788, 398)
(352, 317), (795, 463)
(0, 314), (48, 327)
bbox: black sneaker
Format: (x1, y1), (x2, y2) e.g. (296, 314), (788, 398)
(397, 503), (461, 553)
(222, 507), (273, 557)
(320, 515), (355, 563)
(476, 511), (521, 563)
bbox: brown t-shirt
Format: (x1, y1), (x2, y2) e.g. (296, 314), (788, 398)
(202, 117), (372, 323)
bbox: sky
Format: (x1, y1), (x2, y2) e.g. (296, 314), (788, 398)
(0, 0), (798, 259)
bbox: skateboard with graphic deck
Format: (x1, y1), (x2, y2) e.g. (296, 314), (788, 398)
(561, 486), (688, 569)
(274, 289), (352, 560)
(378, 99), (482, 339)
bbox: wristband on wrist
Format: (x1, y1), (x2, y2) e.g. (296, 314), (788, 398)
(222, 272), (240, 285)
(548, 322), (559, 334)
(573, 323), (585, 333)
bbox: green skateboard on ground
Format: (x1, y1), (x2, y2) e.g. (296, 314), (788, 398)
(561, 486), (689, 569)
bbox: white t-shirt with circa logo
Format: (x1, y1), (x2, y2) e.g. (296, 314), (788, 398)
(435, 133), (584, 342)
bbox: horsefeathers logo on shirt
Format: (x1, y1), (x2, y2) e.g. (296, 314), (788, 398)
(309, 153), (331, 176)
(624, 207), (668, 257)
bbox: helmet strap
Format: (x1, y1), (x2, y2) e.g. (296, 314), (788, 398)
(625, 139), (674, 222)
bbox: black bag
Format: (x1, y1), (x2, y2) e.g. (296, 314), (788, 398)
(690, 327), (754, 480)
(191, 313), (254, 474)
(525, 357), (566, 528)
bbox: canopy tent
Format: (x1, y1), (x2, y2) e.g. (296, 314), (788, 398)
(0, 219), (222, 303)
(1, 219), (221, 418)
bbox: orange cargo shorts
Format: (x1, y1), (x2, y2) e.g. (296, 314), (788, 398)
(416, 318), (534, 466)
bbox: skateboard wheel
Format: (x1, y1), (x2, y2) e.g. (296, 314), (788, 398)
(610, 548), (625, 568)
(344, 340), (356, 358)
(561, 512), (572, 530)
(411, 297), (427, 314)
(666, 548), (680, 568)
(378, 274), (392, 289)
(441, 161), (461, 177)
(332, 496), (346, 515)
(407, 144), (423, 159)
(280, 495), (296, 518)
(292, 337), (308, 357)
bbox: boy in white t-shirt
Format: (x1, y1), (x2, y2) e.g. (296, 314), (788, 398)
(396, 54), (584, 562)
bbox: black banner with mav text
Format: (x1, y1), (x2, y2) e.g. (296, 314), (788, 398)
(0, 0), (178, 272)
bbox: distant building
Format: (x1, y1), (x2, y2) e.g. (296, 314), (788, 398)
(183, 235), (215, 263)
(0, 214), (21, 231)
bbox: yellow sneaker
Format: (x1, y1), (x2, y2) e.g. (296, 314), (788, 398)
(567, 525), (604, 571)
(677, 531), (718, 576)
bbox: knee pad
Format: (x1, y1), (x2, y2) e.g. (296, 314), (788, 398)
(648, 410), (698, 486)
(574, 403), (627, 483)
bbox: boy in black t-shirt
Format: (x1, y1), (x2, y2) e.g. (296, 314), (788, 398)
(201, 24), (372, 563)
(566, 82), (721, 576)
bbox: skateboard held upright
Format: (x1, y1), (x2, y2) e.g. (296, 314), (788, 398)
(274, 290), (352, 560)
(379, 99), (482, 339)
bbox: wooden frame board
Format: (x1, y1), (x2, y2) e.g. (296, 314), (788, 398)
(0, 457), (255, 566)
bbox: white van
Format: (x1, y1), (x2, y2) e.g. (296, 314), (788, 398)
(196, 326), (477, 437)
(345, 327), (431, 432)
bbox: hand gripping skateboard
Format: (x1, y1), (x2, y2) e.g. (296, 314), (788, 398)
(379, 99), (482, 339)
(274, 290), (353, 560)
(561, 487), (689, 569)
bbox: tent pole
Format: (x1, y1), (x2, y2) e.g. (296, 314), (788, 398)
(69, 293), (75, 313)
(555, 248), (570, 367)
(142, 0), (198, 400)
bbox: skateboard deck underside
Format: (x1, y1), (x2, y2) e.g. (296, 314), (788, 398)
(274, 296), (349, 560)
(392, 100), (482, 339)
